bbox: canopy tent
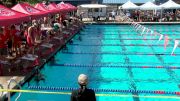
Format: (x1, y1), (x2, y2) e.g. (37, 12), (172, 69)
(120, 0), (139, 9)
(57, 2), (71, 12)
(160, 0), (180, 9)
(79, 4), (107, 8)
(140, 1), (161, 10)
(0, 5), (30, 26)
(48, 3), (62, 13)
(65, 3), (77, 11)
(58, 2), (77, 11)
(12, 3), (48, 19)
(34, 3), (56, 15)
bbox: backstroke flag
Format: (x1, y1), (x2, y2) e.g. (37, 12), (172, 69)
(158, 34), (163, 42)
(141, 27), (146, 35)
(171, 40), (179, 55)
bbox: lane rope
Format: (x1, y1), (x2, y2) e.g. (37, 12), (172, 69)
(53, 63), (179, 69)
(61, 51), (179, 56)
(0, 89), (180, 99)
(28, 86), (180, 96)
(79, 38), (180, 40)
(68, 43), (175, 47)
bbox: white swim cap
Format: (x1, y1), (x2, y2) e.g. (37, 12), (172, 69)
(78, 74), (88, 85)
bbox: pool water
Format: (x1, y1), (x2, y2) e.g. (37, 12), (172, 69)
(12, 25), (180, 101)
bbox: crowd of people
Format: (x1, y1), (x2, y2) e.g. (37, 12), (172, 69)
(0, 14), (83, 61)
(124, 10), (180, 22)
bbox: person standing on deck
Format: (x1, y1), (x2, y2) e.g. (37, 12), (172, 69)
(71, 74), (96, 101)
(27, 20), (37, 55)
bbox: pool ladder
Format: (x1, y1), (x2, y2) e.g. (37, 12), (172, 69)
(0, 84), (3, 100)
(7, 78), (22, 101)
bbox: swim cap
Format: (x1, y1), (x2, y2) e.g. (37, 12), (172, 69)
(78, 74), (88, 85)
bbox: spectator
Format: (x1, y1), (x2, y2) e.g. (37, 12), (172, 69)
(0, 27), (7, 55)
(71, 74), (96, 101)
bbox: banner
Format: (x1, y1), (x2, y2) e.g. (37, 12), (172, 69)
(171, 40), (179, 55)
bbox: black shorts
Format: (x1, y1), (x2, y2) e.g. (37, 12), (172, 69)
(7, 40), (12, 48)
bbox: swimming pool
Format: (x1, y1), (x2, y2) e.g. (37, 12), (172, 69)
(12, 24), (180, 101)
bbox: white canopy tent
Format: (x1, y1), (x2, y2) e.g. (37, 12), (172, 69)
(79, 4), (107, 8)
(140, 1), (161, 10)
(160, 0), (180, 9)
(119, 0), (139, 10)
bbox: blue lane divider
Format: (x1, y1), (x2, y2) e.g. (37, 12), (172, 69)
(52, 63), (180, 69)
(80, 38), (180, 41)
(61, 52), (180, 56)
(68, 44), (175, 47)
(28, 86), (180, 95)
(79, 33), (180, 36)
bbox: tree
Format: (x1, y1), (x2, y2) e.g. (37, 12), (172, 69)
(0, 0), (3, 5)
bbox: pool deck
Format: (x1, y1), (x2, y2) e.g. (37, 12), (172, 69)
(84, 21), (180, 25)
(0, 21), (84, 100)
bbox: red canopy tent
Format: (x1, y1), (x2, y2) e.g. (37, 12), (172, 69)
(0, 5), (30, 26)
(57, 2), (70, 12)
(12, 3), (48, 19)
(34, 3), (53, 14)
(64, 3), (77, 11)
(35, 3), (58, 15)
(48, 3), (62, 13)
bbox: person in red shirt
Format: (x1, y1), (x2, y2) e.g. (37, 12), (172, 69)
(11, 25), (20, 56)
(0, 27), (7, 56)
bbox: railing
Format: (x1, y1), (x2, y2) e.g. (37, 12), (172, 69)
(0, 84), (3, 98)
(7, 78), (22, 101)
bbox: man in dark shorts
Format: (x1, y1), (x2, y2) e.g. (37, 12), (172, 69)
(71, 74), (96, 101)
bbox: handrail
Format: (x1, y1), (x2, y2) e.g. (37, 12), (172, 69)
(7, 78), (22, 101)
(0, 84), (3, 97)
